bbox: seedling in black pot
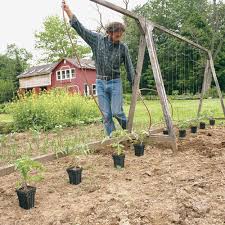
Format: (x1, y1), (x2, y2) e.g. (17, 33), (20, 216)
(133, 130), (147, 157)
(199, 122), (206, 129)
(208, 110), (216, 126)
(112, 143), (125, 168)
(178, 121), (188, 138)
(66, 144), (90, 185)
(199, 111), (208, 129)
(67, 166), (83, 185)
(108, 130), (131, 169)
(14, 156), (44, 210)
(189, 118), (198, 134)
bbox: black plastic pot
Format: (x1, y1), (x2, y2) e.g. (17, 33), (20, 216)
(67, 167), (83, 185)
(209, 119), (215, 126)
(163, 129), (169, 135)
(179, 129), (186, 138)
(191, 126), (197, 134)
(16, 186), (36, 210)
(133, 144), (145, 156)
(200, 122), (206, 129)
(112, 154), (125, 168)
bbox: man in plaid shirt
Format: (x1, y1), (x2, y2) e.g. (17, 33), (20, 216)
(63, 0), (135, 136)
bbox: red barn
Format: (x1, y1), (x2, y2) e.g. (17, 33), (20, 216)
(17, 58), (97, 96)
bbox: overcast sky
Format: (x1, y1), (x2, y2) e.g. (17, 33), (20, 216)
(0, 0), (147, 61)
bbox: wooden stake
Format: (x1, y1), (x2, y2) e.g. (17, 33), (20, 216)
(197, 60), (209, 117)
(208, 52), (225, 117)
(140, 20), (177, 152)
(128, 35), (146, 132)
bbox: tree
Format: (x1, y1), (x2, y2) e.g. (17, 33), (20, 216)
(0, 44), (32, 102)
(35, 16), (91, 63)
(123, 0), (225, 94)
(6, 44), (32, 88)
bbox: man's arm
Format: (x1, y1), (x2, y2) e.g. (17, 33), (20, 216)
(123, 45), (135, 85)
(63, 0), (102, 47)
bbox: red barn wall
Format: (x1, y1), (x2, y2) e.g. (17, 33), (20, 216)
(51, 59), (96, 95)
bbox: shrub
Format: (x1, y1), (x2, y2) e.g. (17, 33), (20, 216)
(15, 156), (44, 190)
(6, 89), (100, 131)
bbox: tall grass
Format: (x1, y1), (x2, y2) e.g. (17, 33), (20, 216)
(6, 89), (100, 131)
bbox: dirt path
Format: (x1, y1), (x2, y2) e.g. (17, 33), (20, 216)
(1, 127), (225, 225)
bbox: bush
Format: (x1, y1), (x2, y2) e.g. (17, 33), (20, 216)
(6, 89), (100, 131)
(204, 87), (219, 99)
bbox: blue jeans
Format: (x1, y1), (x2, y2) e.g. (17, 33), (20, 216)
(96, 78), (127, 136)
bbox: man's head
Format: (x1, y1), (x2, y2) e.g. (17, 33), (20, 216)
(106, 22), (125, 43)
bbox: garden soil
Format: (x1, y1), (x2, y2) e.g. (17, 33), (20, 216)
(1, 127), (225, 225)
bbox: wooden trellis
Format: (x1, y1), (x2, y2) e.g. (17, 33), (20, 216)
(90, 0), (225, 153)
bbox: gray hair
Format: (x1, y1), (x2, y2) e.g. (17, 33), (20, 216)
(106, 22), (125, 33)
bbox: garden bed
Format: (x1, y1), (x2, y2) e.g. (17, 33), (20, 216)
(1, 127), (225, 224)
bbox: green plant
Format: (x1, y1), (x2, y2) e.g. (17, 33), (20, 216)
(177, 121), (188, 130)
(6, 89), (100, 131)
(111, 143), (125, 156)
(133, 130), (147, 145)
(199, 111), (209, 120)
(14, 156), (44, 190)
(208, 109), (216, 119)
(108, 130), (132, 156)
(189, 118), (199, 127)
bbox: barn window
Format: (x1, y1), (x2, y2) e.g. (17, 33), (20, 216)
(56, 69), (76, 81)
(57, 71), (61, 80)
(71, 69), (75, 77)
(66, 70), (70, 79)
(62, 71), (66, 80)
(84, 84), (90, 96)
(92, 84), (97, 96)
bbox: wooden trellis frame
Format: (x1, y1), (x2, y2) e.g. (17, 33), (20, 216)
(90, 0), (225, 152)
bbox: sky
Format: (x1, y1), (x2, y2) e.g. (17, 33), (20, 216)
(0, 0), (147, 62)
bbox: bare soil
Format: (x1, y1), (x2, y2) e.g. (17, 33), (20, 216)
(1, 127), (225, 225)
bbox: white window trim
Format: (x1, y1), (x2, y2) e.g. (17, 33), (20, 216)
(84, 84), (90, 96)
(56, 68), (76, 81)
(92, 84), (97, 96)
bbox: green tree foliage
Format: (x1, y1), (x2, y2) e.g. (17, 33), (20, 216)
(0, 80), (15, 104)
(35, 16), (91, 63)
(0, 44), (32, 103)
(123, 0), (225, 94)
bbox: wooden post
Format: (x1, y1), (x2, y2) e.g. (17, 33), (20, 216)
(208, 52), (225, 117)
(140, 20), (177, 152)
(197, 60), (209, 117)
(128, 35), (146, 132)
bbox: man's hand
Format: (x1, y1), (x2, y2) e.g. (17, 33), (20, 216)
(62, 0), (73, 19)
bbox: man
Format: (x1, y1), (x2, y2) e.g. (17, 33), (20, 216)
(63, 0), (135, 136)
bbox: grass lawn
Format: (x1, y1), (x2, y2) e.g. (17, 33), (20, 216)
(124, 98), (225, 129)
(0, 114), (13, 123)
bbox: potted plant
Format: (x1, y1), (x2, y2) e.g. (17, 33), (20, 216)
(133, 130), (147, 156)
(208, 110), (216, 126)
(109, 130), (131, 168)
(199, 111), (208, 129)
(163, 128), (169, 135)
(15, 156), (44, 210)
(66, 144), (89, 185)
(178, 121), (188, 138)
(189, 118), (198, 134)
(67, 166), (83, 185)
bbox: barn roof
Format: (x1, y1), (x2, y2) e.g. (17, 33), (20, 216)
(17, 58), (96, 79)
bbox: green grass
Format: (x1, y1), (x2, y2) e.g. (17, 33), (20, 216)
(0, 114), (13, 123)
(124, 98), (224, 129)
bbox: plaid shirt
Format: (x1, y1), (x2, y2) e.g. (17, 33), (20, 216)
(70, 15), (135, 83)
